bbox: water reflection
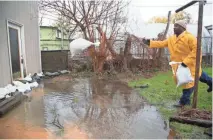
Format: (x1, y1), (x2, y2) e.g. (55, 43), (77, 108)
(0, 77), (169, 139)
(43, 78), (169, 139)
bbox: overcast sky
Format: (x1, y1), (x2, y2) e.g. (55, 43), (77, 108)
(128, 0), (213, 25)
(41, 0), (213, 26)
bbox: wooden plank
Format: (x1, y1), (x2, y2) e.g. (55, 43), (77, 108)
(0, 96), (15, 107)
(0, 92), (22, 117)
(169, 116), (212, 127)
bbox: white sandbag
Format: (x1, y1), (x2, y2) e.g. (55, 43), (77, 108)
(70, 38), (100, 49)
(15, 82), (31, 93)
(0, 84), (17, 99)
(169, 61), (181, 74)
(5, 84), (16, 93)
(23, 73), (32, 82)
(169, 61), (182, 65)
(60, 70), (70, 74)
(0, 88), (10, 99)
(169, 61), (194, 87)
(69, 38), (100, 57)
(29, 82), (39, 88)
(13, 81), (24, 86)
(24, 83), (31, 91)
(5, 95), (11, 98)
(176, 65), (194, 87)
(37, 72), (44, 77)
(45, 72), (60, 76)
(17, 86), (26, 93)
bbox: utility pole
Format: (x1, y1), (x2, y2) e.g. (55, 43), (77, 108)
(175, 0), (206, 108)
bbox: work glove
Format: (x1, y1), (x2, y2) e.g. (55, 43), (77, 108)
(142, 38), (150, 46)
(181, 62), (187, 67)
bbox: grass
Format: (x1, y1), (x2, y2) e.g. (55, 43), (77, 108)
(128, 67), (212, 139)
(170, 122), (211, 139)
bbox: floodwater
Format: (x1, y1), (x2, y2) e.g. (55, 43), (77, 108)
(0, 76), (171, 139)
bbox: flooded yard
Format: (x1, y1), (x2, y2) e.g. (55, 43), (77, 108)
(0, 77), (170, 139)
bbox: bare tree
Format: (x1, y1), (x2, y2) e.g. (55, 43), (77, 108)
(40, 0), (130, 73)
(40, 0), (129, 41)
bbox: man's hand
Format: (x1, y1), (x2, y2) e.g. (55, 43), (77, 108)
(181, 62), (187, 67)
(142, 38), (150, 46)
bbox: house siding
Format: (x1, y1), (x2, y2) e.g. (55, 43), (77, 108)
(40, 27), (69, 50)
(0, 1), (41, 86)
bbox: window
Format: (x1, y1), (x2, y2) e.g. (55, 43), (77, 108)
(56, 30), (62, 38)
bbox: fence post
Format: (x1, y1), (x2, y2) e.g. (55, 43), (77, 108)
(192, 0), (204, 108)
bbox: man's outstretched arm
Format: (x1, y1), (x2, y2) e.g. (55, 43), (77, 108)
(142, 39), (168, 48)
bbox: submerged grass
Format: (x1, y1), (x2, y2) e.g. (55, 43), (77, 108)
(129, 67), (212, 139)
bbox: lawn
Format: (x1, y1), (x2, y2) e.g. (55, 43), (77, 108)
(129, 67), (212, 139)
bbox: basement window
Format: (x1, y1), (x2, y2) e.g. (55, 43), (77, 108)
(43, 47), (48, 50)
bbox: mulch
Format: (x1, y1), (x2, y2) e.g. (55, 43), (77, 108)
(178, 108), (212, 120)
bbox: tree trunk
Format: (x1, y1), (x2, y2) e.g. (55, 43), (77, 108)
(123, 35), (132, 71)
(156, 11), (171, 68)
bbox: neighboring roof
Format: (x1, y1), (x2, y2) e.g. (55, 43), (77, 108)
(205, 25), (212, 30)
(126, 23), (211, 39)
(40, 26), (68, 35)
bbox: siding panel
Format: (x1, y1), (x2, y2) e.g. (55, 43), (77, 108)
(0, 1), (41, 86)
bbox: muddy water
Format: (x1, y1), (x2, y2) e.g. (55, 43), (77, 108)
(0, 77), (170, 139)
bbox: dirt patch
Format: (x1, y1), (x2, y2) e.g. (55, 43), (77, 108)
(0, 117), (88, 139)
(178, 109), (212, 120)
(63, 124), (88, 139)
(0, 118), (49, 139)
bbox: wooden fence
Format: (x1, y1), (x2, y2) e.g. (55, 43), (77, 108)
(41, 50), (70, 72)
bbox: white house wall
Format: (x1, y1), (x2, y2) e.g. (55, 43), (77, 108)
(0, 1), (41, 86)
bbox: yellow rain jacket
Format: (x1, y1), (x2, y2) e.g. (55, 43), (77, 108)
(150, 31), (202, 89)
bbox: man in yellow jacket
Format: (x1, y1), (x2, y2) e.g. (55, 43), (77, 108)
(142, 20), (212, 107)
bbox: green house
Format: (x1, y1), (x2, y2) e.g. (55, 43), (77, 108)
(40, 26), (70, 50)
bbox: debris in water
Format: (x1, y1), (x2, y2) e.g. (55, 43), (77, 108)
(134, 84), (149, 89)
(73, 97), (79, 103)
(32, 73), (42, 82)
